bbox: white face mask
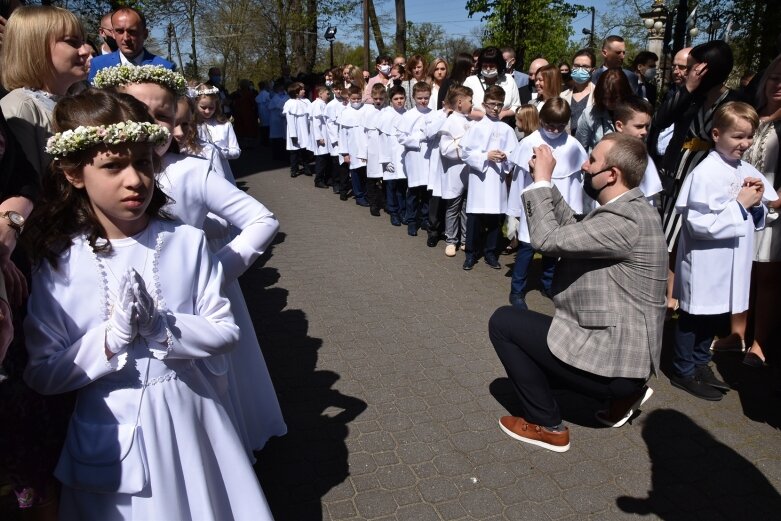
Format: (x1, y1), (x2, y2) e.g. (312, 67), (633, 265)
(379, 64), (391, 75)
(540, 128), (564, 140)
(482, 68), (498, 79)
(350, 102), (363, 110)
(325, 80), (333, 87)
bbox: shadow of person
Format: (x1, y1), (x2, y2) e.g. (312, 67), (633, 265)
(242, 263), (367, 520)
(616, 409), (781, 520)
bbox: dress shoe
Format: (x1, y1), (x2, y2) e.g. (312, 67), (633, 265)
(315, 181), (329, 189)
(695, 364), (730, 391)
(420, 220), (430, 231)
(670, 374), (723, 401)
(390, 214), (401, 226)
(484, 256), (501, 269)
(596, 386), (653, 428)
(339, 193), (349, 201)
(742, 351), (767, 369)
(499, 416), (570, 452)
(370, 207), (381, 216)
(508, 293), (528, 311)
(407, 223), (418, 236)
(355, 199), (370, 207)
(462, 256), (476, 271)
(290, 171), (301, 178)
(710, 334), (745, 353)
(444, 244), (457, 257)
(426, 234), (438, 247)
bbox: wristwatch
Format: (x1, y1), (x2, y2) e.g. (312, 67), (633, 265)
(0, 211), (25, 238)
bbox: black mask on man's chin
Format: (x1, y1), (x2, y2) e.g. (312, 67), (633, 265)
(104, 36), (119, 52)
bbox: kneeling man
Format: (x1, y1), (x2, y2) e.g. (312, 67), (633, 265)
(489, 132), (667, 452)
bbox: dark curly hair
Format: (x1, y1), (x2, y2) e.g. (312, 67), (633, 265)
(23, 88), (171, 268)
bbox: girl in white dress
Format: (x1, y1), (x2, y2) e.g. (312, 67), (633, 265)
(94, 65), (287, 456)
(23, 89), (273, 520)
(194, 84), (241, 160)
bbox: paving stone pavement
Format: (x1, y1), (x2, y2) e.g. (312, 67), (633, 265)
(231, 150), (781, 521)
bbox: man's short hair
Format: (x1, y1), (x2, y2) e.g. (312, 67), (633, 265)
(286, 82), (303, 98)
(632, 51), (658, 69)
(573, 48), (596, 67)
(371, 83), (387, 96)
(613, 96), (653, 123)
(712, 101), (759, 133)
(501, 47), (515, 59)
(539, 97), (571, 125)
(347, 84), (362, 97)
(602, 35), (624, 49)
(412, 81), (432, 95)
(375, 54), (391, 65)
(484, 85), (505, 104)
(600, 133), (647, 190)
(445, 85), (473, 107)
(111, 6), (146, 30)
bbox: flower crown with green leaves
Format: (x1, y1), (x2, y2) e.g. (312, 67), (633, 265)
(93, 65), (187, 97)
(45, 121), (171, 159)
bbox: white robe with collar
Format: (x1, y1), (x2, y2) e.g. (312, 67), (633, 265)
(460, 116), (517, 214)
(397, 106), (437, 188)
(377, 107), (406, 181)
(439, 111), (473, 199)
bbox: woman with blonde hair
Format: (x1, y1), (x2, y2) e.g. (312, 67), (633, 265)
(532, 64), (563, 109)
(0, 5), (91, 177)
(427, 58), (448, 109)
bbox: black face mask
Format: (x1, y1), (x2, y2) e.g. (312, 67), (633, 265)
(561, 72), (571, 83)
(583, 167), (612, 201)
(104, 35), (119, 52)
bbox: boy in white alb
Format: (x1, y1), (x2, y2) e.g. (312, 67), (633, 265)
(398, 81), (436, 237)
(460, 85), (517, 270)
(439, 85), (474, 256)
(424, 101), (449, 247)
(283, 82), (312, 178)
(365, 84), (388, 216)
(671, 102), (778, 401)
(337, 84), (375, 207)
(378, 85), (408, 226)
(507, 98), (587, 308)
(325, 84), (348, 194)
(309, 85), (332, 188)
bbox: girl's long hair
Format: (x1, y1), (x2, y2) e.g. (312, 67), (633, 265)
(23, 89), (170, 268)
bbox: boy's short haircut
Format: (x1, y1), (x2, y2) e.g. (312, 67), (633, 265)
(388, 85), (406, 98)
(445, 85), (473, 107)
(613, 96), (653, 124)
(286, 82), (304, 98)
(347, 84), (362, 97)
(538, 97), (571, 125)
(315, 85), (329, 96)
(412, 81), (432, 95)
(483, 85), (505, 104)
(375, 54), (392, 65)
(712, 101), (760, 133)
(515, 105), (540, 136)
(371, 83), (388, 96)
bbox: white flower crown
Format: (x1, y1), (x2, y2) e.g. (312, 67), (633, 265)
(190, 84), (220, 97)
(93, 65), (188, 97)
(45, 121), (171, 159)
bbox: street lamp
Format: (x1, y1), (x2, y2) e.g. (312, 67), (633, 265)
(324, 26), (337, 70)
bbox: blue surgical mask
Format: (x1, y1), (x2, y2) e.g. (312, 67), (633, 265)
(571, 68), (590, 84)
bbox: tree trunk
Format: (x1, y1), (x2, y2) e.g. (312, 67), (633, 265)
(290, 0), (306, 74)
(395, 0), (406, 57)
(367, 0), (386, 56)
(304, 0), (318, 73)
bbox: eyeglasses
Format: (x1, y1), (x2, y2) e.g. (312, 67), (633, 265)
(572, 66), (592, 72)
(484, 102), (503, 110)
(672, 64), (689, 71)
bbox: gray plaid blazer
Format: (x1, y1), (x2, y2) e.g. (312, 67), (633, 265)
(522, 186), (668, 379)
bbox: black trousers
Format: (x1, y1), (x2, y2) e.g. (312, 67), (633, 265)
(366, 177), (384, 210)
(488, 306), (645, 427)
(428, 195), (444, 238)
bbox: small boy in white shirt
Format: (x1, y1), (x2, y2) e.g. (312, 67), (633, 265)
(378, 86), (408, 226)
(325, 84), (348, 195)
(365, 84), (388, 216)
(671, 101), (778, 401)
(337, 84), (375, 207)
(309, 85), (332, 188)
(282, 82), (312, 177)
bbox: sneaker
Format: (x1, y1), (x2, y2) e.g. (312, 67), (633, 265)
(596, 386), (653, 428)
(460, 244), (466, 251)
(509, 293), (528, 311)
(463, 256), (476, 271)
(390, 214), (401, 226)
(499, 416), (570, 452)
(670, 374), (723, 401)
(485, 256), (501, 269)
(444, 244), (457, 257)
(407, 223), (418, 236)
(695, 364), (730, 391)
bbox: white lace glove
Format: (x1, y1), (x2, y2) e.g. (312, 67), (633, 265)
(385, 162), (395, 173)
(131, 269), (167, 343)
(105, 269), (137, 354)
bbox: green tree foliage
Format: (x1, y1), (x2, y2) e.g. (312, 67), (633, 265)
(465, 0), (586, 68)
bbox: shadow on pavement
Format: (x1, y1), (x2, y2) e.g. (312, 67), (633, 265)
(229, 143), (290, 180)
(243, 234), (367, 520)
(616, 408), (781, 520)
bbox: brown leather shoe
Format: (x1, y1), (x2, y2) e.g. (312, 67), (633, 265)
(595, 386), (653, 428)
(499, 416), (570, 452)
